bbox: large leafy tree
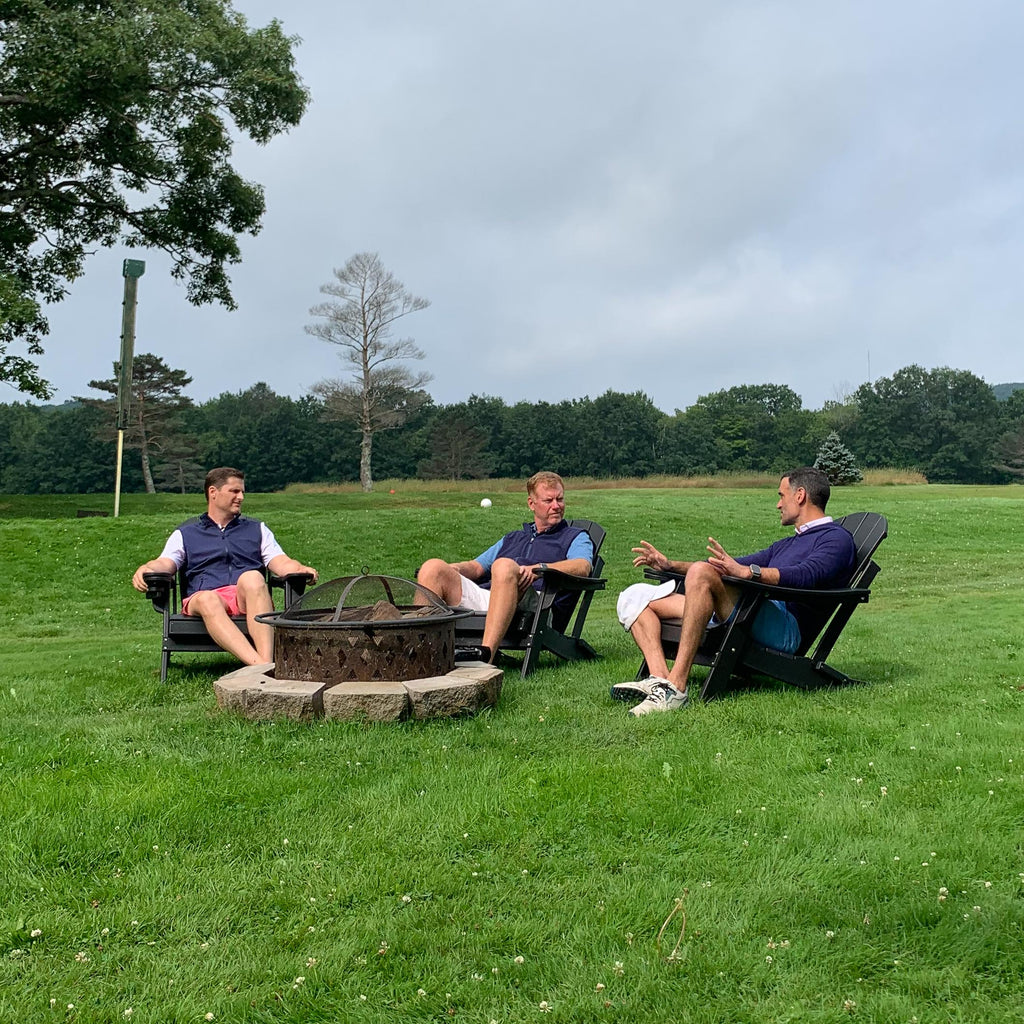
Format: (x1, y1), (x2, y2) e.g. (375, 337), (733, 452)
(306, 252), (432, 492)
(849, 365), (1000, 483)
(0, 0), (308, 397)
(688, 383), (816, 471)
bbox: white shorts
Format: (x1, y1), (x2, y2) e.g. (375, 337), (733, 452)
(459, 576), (492, 612)
(616, 581), (677, 630)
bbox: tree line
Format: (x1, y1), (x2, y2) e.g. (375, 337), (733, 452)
(1, 362), (1021, 494)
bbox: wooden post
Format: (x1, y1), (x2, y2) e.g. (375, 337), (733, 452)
(114, 259), (145, 517)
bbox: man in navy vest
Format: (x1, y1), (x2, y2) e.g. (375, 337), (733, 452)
(417, 471), (594, 663)
(613, 467), (855, 715)
(131, 467), (318, 666)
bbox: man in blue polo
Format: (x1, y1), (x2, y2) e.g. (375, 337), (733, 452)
(131, 467), (317, 666)
(417, 471), (594, 663)
(614, 466), (855, 716)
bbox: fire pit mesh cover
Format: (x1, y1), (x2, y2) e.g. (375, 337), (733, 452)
(259, 573), (472, 685)
(277, 573), (452, 625)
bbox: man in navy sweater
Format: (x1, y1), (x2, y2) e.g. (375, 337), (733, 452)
(131, 467), (317, 666)
(615, 466), (855, 716)
(417, 471), (594, 663)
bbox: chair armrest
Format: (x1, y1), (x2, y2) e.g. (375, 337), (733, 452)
(535, 567), (606, 591)
(270, 571), (315, 607)
(718, 575), (872, 604)
(643, 568), (870, 604)
(643, 568), (686, 587)
(142, 571), (175, 613)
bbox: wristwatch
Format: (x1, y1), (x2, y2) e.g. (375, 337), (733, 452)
(749, 564), (762, 580)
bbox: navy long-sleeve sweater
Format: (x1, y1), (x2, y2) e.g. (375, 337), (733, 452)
(733, 521), (856, 641)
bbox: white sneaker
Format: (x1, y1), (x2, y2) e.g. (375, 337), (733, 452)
(609, 676), (668, 702)
(629, 681), (689, 716)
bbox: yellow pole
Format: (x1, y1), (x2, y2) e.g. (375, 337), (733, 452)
(114, 430), (125, 517)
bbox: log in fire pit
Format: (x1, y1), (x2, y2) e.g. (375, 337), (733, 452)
(255, 572), (474, 686)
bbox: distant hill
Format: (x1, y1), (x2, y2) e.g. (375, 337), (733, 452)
(992, 383), (1024, 401)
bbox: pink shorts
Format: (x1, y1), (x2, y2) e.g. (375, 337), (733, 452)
(182, 585), (241, 616)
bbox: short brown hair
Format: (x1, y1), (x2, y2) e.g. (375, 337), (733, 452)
(527, 471), (565, 496)
(204, 467), (245, 496)
(782, 466), (830, 511)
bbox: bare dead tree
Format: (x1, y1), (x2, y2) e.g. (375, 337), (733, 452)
(305, 252), (431, 491)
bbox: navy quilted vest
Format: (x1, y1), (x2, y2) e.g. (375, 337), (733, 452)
(178, 513), (264, 597)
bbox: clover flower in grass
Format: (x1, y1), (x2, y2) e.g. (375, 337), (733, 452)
(938, 887), (949, 902)
(613, 961), (624, 976)
(292, 976), (305, 989)
(539, 1001), (552, 1012)
(514, 955), (525, 965)
(74, 951), (90, 963)
(843, 999), (856, 1013)
(30, 929), (41, 939)
(417, 989), (427, 997)
(306, 957), (317, 968)
(205, 1015), (215, 1022)
(124, 1009), (133, 1018)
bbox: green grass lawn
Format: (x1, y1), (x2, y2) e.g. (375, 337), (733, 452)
(1, 483), (1022, 1023)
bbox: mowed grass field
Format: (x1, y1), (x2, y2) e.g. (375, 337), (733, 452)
(1, 482), (1022, 1023)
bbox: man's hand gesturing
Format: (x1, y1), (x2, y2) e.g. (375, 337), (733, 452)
(631, 541), (669, 571)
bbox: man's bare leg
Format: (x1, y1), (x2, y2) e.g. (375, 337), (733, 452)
(481, 558), (521, 659)
(629, 593), (686, 680)
(662, 562), (738, 694)
(185, 588), (263, 665)
(236, 570), (275, 662)
(416, 559), (466, 606)
(629, 563), (740, 697)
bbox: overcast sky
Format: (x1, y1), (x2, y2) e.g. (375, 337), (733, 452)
(24, 0), (1024, 413)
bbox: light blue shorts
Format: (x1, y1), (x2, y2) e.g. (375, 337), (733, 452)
(714, 599), (801, 653)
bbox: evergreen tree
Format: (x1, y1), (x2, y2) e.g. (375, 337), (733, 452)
(82, 353), (195, 493)
(814, 431), (863, 485)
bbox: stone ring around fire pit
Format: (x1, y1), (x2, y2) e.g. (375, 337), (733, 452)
(214, 572), (502, 722)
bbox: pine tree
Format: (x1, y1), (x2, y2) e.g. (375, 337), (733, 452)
(814, 431), (863, 485)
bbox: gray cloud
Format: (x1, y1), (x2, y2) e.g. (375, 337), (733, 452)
(26, 0), (1024, 413)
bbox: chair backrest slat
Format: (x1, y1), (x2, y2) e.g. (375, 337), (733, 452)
(835, 512), (888, 587)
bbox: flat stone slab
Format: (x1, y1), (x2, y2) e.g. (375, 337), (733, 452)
(214, 664), (326, 721)
(323, 681), (410, 722)
(215, 662), (502, 722)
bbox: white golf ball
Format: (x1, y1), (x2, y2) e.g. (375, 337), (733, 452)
(480, 498), (492, 508)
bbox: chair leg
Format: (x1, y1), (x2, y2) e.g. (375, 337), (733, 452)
(160, 649), (170, 684)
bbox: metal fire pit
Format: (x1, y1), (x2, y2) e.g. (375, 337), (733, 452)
(255, 573), (472, 685)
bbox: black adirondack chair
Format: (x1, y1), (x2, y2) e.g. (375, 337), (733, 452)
(142, 568), (311, 682)
(454, 518), (607, 678)
(637, 512), (887, 700)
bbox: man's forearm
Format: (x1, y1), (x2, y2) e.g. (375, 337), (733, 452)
(267, 555), (317, 578)
(665, 559), (696, 575)
(453, 560), (486, 582)
(542, 557), (592, 577)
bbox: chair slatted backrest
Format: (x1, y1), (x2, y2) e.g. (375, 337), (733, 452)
(544, 518), (606, 634)
(802, 511), (888, 661)
(837, 511), (889, 587)
(568, 519), (606, 574)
